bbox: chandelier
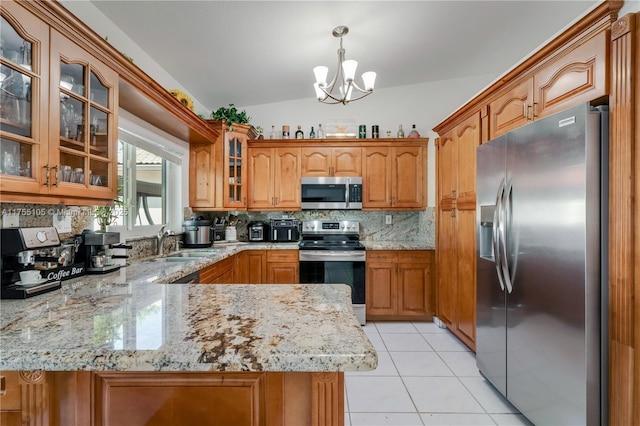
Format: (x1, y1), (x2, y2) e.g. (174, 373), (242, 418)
(313, 26), (376, 105)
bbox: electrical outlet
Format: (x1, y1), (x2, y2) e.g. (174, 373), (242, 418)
(53, 213), (72, 233)
(2, 213), (19, 228)
(385, 215), (392, 225)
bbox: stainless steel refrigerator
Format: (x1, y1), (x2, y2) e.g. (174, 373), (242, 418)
(476, 103), (608, 425)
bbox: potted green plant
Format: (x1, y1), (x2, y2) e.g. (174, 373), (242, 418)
(94, 194), (126, 232)
(210, 104), (251, 130)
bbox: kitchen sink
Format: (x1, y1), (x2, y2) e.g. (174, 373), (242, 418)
(150, 256), (200, 263)
(167, 252), (213, 258)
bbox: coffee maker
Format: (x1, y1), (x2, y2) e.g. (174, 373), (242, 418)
(78, 230), (122, 274)
(1, 227), (63, 299)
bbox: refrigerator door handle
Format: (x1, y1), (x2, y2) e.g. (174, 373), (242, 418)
(493, 179), (506, 292)
(500, 180), (514, 294)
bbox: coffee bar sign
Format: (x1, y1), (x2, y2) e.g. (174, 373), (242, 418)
(45, 263), (85, 282)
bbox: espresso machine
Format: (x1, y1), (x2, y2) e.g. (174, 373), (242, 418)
(79, 230), (123, 274)
(1, 227), (63, 299)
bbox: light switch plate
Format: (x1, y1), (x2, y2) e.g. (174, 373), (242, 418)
(385, 215), (392, 225)
(2, 213), (19, 228)
(53, 212), (72, 233)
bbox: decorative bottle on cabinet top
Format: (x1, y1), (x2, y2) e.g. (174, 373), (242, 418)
(269, 125), (277, 139)
(317, 124), (325, 139)
(309, 126), (316, 139)
(397, 124), (405, 138)
(407, 124), (420, 138)
(295, 125), (304, 139)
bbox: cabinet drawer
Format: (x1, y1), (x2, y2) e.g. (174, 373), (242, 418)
(367, 251), (397, 261)
(266, 250), (298, 262)
(398, 251), (433, 263)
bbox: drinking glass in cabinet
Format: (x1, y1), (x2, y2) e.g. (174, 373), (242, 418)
(60, 165), (72, 182)
(71, 168), (84, 184)
(0, 64), (32, 137)
(0, 139), (31, 177)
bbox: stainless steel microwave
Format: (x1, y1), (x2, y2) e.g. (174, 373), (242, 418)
(301, 176), (363, 210)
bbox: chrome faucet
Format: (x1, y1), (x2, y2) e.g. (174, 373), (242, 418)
(157, 225), (171, 256)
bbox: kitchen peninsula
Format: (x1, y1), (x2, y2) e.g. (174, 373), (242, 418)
(0, 250), (377, 426)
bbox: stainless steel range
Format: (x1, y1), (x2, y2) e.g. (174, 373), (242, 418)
(298, 220), (366, 325)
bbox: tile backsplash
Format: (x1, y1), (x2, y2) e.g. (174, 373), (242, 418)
(187, 208), (436, 248)
(1, 202), (435, 260)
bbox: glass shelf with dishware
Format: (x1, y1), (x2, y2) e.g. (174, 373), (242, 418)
(0, 16), (34, 139)
(88, 158), (109, 188)
(0, 137), (33, 178)
(0, 63), (32, 138)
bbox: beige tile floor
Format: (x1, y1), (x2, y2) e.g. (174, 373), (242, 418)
(344, 321), (533, 426)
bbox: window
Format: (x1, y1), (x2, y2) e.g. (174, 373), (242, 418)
(98, 110), (189, 237)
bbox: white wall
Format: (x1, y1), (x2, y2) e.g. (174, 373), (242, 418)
(59, 0), (209, 115)
(241, 74), (495, 208)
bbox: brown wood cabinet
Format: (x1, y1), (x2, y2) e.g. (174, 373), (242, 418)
(0, 370), (47, 426)
(366, 250), (434, 320)
(488, 20), (607, 139)
(363, 146), (426, 209)
(233, 250), (298, 284)
(434, 2), (619, 362)
(301, 146), (362, 176)
(248, 147), (301, 210)
(266, 250), (299, 284)
(189, 121), (256, 211)
(43, 370), (344, 426)
(235, 250), (266, 283)
(1, 1), (118, 204)
(435, 110), (484, 351)
(200, 256), (235, 284)
(191, 138), (427, 212)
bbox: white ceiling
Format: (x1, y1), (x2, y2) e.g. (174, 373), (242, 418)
(88, 1), (600, 110)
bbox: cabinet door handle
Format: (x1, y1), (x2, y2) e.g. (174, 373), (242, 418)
(43, 164), (50, 187)
(52, 165), (59, 187)
(451, 208), (457, 218)
(526, 105), (532, 121)
(451, 190), (457, 200)
(1, 375), (5, 395)
(532, 102), (538, 119)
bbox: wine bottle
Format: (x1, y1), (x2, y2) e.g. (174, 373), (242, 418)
(317, 124), (325, 139)
(397, 124), (405, 138)
(407, 124), (420, 138)
(309, 126), (316, 139)
(295, 125), (304, 139)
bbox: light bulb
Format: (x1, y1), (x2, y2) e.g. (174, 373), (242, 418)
(342, 60), (358, 82)
(313, 66), (328, 87)
(362, 71), (376, 91)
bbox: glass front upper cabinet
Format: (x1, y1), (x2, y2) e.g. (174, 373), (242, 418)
(0, 14), (36, 178)
(226, 135), (243, 206)
(57, 58), (112, 189)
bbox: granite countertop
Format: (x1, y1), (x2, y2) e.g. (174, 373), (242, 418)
(0, 242), (377, 373)
(361, 241), (434, 250)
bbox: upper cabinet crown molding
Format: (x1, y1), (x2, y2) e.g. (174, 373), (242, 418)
(433, 1), (622, 135)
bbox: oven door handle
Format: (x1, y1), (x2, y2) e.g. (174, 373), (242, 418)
(299, 251), (366, 261)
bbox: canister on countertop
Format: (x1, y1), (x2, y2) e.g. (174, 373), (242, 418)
(359, 125), (366, 138)
(282, 125), (290, 139)
(372, 125), (379, 138)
